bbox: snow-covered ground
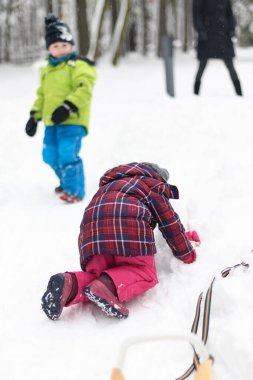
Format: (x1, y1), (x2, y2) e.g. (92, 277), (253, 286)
(1, 48), (253, 380)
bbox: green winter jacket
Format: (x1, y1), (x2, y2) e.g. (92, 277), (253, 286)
(31, 57), (96, 132)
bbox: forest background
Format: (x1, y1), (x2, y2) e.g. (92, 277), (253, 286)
(1, 0), (253, 65)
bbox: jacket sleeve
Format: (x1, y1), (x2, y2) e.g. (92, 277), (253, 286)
(148, 190), (196, 263)
(31, 68), (45, 120)
(65, 61), (96, 110)
(192, 0), (206, 33)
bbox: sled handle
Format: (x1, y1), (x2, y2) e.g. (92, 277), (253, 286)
(116, 333), (211, 369)
(111, 360), (213, 380)
(111, 334), (213, 380)
(111, 368), (126, 380)
(194, 358), (213, 380)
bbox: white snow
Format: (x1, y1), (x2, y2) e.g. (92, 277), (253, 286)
(1, 48), (253, 380)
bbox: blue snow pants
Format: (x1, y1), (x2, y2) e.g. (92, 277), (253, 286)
(42, 125), (86, 198)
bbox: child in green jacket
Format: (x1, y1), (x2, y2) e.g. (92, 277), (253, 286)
(25, 14), (96, 202)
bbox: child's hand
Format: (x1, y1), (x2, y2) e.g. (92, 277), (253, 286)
(25, 112), (38, 137)
(51, 101), (78, 124)
(186, 230), (201, 248)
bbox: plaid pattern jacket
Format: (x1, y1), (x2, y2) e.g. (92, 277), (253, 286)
(78, 163), (195, 269)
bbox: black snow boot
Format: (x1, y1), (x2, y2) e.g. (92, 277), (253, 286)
(233, 79), (243, 96)
(194, 80), (201, 95)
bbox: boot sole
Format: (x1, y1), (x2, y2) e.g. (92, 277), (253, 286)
(60, 193), (83, 203)
(84, 287), (128, 320)
(41, 274), (65, 320)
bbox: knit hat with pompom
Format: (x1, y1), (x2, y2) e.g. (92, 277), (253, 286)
(45, 14), (74, 49)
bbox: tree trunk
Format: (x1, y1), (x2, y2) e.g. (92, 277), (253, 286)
(59, 0), (69, 22)
(4, 1), (13, 62)
(46, 0), (53, 14)
(110, 0), (119, 34)
(141, 0), (149, 55)
(110, 0), (132, 65)
(158, 0), (167, 57)
(87, 0), (109, 61)
(183, 0), (192, 51)
(172, 0), (177, 40)
(167, 0), (176, 37)
(76, 0), (89, 55)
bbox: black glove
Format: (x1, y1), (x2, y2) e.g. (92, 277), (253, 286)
(51, 101), (78, 124)
(25, 112), (38, 137)
(198, 30), (208, 42)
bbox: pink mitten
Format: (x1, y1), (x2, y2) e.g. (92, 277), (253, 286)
(186, 231), (193, 241)
(191, 230), (200, 244)
(186, 230), (201, 247)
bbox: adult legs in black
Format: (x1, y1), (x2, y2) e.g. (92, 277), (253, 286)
(194, 59), (208, 95)
(224, 59), (243, 96)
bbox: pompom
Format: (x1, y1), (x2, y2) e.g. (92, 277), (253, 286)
(142, 162), (170, 182)
(45, 14), (58, 27)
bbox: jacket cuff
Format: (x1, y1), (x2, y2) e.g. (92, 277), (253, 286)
(30, 110), (41, 121)
(181, 251), (196, 264)
(64, 100), (78, 113)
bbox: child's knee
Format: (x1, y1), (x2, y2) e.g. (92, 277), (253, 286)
(42, 145), (57, 167)
(58, 143), (77, 166)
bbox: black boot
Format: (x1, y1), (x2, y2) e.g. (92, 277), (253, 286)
(233, 79), (243, 96)
(194, 80), (201, 95)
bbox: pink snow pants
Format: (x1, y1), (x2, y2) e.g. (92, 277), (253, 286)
(67, 255), (158, 307)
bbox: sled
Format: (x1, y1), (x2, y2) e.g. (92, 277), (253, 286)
(111, 261), (250, 380)
(111, 333), (213, 380)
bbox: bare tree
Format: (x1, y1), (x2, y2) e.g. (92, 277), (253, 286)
(76, 0), (89, 55)
(141, 0), (149, 55)
(87, 0), (108, 61)
(158, 0), (167, 56)
(1, 0), (252, 65)
(3, 0), (15, 62)
(46, 0), (53, 14)
(110, 0), (132, 65)
(167, 0), (177, 37)
(233, 0), (253, 46)
(59, 0), (69, 21)
(182, 0), (192, 51)
(110, 0), (119, 34)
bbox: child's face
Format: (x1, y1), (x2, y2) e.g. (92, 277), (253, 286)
(48, 42), (73, 58)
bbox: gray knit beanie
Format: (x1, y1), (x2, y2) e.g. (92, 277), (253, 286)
(143, 162), (169, 182)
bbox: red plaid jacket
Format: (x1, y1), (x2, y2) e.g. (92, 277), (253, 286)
(78, 163), (196, 269)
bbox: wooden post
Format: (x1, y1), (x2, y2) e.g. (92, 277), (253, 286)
(162, 35), (175, 97)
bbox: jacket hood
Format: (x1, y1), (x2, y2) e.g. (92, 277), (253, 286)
(99, 162), (163, 185)
(99, 162), (179, 199)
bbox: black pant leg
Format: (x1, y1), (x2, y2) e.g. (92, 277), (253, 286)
(194, 59), (208, 94)
(224, 59), (242, 95)
(195, 59), (208, 82)
(224, 59), (239, 81)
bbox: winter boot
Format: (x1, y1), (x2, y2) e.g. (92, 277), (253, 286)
(194, 80), (201, 95)
(54, 186), (63, 194)
(41, 273), (76, 320)
(84, 276), (129, 319)
(60, 192), (83, 203)
(233, 79), (243, 96)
